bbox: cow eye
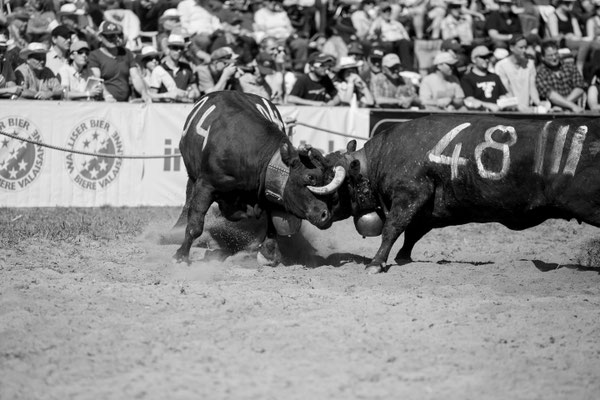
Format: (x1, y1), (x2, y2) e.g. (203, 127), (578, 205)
(305, 173), (318, 186)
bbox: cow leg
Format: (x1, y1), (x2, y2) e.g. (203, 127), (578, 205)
(173, 180), (214, 264)
(160, 178), (195, 245)
(256, 212), (283, 267)
(394, 220), (432, 265)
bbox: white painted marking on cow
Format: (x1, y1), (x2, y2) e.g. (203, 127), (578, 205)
(182, 96), (209, 136)
(255, 98), (284, 131)
(534, 121), (551, 175)
(550, 125), (569, 174)
(196, 105), (215, 150)
(563, 125), (587, 175)
(451, 142), (462, 180)
(474, 125), (517, 180)
(427, 123), (470, 168)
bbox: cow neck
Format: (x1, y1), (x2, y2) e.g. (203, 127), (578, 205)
(264, 149), (289, 206)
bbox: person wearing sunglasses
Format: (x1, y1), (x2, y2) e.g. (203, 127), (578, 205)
(460, 45), (508, 112)
(58, 40), (103, 100)
(138, 45), (186, 102)
(88, 21), (151, 102)
(419, 51), (465, 111)
(14, 42), (63, 100)
(161, 34), (200, 102)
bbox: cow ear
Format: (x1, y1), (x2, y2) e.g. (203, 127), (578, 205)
(347, 140), (357, 153)
(280, 142), (300, 167)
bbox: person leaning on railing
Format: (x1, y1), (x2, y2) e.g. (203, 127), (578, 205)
(58, 40), (103, 101)
(14, 42), (63, 100)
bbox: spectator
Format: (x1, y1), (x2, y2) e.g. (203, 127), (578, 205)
(156, 9), (185, 54)
(195, 46), (238, 94)
(286, 51), (340, 106)
(101, 0), (142, 50)
(88, 21), (151, 102)
(138, 45), (186, 102)
(25, 0), (57, 43)
(233, 52), (273, 99)
(254, 51), (284, 102)
(46, 25), (74, 76)
(441, 0), (474, 45)
(350, 0), (376, 42)
(57, 3), (99, 49)
(368, 3), (414, 71)
(441, 38), (469, 77)
(177, 0), (222, 52)
(0, 33), (22, 98)
(360, 47), (384, 87)
(161, 33), (200, 102)
(15, 42), (63, 99)
(136, 0), (172, 33)
(334, 56), (374, 107)
(369, 52), (418, 108)
(546, 0), (583, 51)
(587, 68), (600, 111)
(347, 41), (370, 78)
(58, 40), (103, 100)
(210, 10), (257, 64)
(461, 45), (508, 111)
(535, 40), (587, 112)
(485, 0), (523, 48)
(495, 34), (542, 112)
(419, 51), (465, 110)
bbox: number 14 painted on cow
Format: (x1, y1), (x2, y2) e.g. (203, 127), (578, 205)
(427, 122), (588, 180)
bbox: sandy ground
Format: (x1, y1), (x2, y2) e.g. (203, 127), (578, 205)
(1, 213), (600, 400)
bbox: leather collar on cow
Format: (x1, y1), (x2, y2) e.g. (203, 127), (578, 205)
(265, 150), (289, 206)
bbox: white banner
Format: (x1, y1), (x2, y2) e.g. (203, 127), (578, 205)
(0, 100), (369, 207)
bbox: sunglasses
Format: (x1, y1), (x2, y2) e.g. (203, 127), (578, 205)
(30, 55), (46, 62)
(75, 49), (90, 55)
(168, 45), (185, 51)
(144, 56), (160, 62)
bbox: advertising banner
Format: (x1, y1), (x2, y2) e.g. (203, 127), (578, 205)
(0, 101), (370, 207)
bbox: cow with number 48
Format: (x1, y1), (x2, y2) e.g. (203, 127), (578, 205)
(172, 91), (345, 265)
(320, 114), (600, 273)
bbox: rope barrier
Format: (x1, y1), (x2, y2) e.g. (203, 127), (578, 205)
(0, 119), (364, 159)
(0, 130), (180, 159)
(286, 121), (366, 141)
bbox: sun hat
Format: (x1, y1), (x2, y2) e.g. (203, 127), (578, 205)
(98, 20), (123, 35)
(471, 45), (492, 60)
(432, 51), (458, 65)
(308, 52), (336, 66)
(70, 40), (90, 53)
(167, 33), (186, 47)
(382, 53), (401, 68)
(159, 8), (180, 23)
(20, 42), (48, 59)
(140, 46), (160, 60)
(335, 56), (361, 72)
(210, 46), (238, 63)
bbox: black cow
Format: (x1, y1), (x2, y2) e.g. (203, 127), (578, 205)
(173, 91), (345, 264)
(324, 114), (600, 273)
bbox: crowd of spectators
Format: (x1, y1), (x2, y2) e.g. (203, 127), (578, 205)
(1, 0), (600, 112)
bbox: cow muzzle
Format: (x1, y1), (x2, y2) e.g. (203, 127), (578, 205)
(307, 166), (346, 195)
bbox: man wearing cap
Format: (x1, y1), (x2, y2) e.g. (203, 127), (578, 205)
(485, 0), (524, 48)
(535, 40), (587, 113)
(460, 45), (508, 111)
(15, 42), (63, 100)
(88, 21), (151, 102)
(0, 34), (22, 98)
(368, 3), (414, 71)
(161, 34), (200, 102)
(287, 52), (340, 106)
(46, 25), (74, 76)
(359, 47), (384, 87)
(495, 34), (542, 112)
(233, 52), (273, 100)
(369, 52), (418, 108)
(441, 1), (473, 46)
(59, 40), (103, 100)
(419, 51), (465, 110)
(195, 46), (239, 94)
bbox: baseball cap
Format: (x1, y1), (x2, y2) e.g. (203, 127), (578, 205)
(308, 52), (336, 66)
(471, 45), (492, 60)
(382, 53), (401, 68)
(433, 51), (458, 65)
(51, 24), (73, 39)
(98, 21), (123, 35)
(441, 39), (461, 52)
(256, 52), (275, 74)
(70, 40), (89, 53)
(370, 48), (384, 60)
(347, 42), (364, 56)
(210, 46), (238, 63)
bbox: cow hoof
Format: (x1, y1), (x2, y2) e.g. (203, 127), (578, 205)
(365, 263), (385, 274)
(173, 251), (190, 265)
(256, 239), (282, 267)
(394, 257), (412, 267)
(257, 251), (279, 267)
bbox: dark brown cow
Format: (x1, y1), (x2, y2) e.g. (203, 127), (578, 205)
(324, 115), (600, 273)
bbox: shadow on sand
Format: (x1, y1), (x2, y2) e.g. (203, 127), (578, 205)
(529, 259), (600, 273)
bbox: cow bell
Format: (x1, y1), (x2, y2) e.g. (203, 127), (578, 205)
(354, 211), (383, 237)
(271, 209), (302, 236)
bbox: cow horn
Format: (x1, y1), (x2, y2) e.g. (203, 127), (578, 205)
(307, 166), (346, 195)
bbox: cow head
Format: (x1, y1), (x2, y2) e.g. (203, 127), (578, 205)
(277, 142), (345, 229)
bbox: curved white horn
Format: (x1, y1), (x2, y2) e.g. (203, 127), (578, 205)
(307, 166), (346, 195)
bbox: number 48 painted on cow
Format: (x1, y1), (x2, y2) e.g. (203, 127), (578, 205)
(427, 122), (587, 180)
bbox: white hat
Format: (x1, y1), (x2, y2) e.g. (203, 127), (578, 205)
(140, 45), (160, 60)
(159, 8), (180, 23)
(167, 33), (186, 46)
(335, 56), (361, 72)
(493, 48), (509, 60)
(20, 42), (48, 59)
(432, 51), (458, 65)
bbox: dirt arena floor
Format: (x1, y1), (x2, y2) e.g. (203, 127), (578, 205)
(1, 209), (600, 400)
